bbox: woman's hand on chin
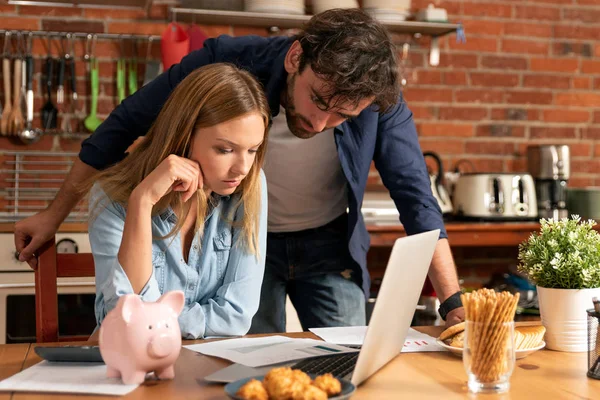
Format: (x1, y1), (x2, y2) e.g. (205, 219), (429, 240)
(132, 155), (203, 206)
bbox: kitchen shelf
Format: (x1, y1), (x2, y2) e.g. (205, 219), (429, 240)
(7, 0), (154, 10)
(171, 8), (460, 37)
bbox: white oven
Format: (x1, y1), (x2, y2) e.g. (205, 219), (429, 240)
(0, 233), (97, 344)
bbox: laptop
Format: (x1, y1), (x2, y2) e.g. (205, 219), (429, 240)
(205, 229), (440, 386)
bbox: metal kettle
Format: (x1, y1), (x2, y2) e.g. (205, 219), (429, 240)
(423, 151), (453, 215)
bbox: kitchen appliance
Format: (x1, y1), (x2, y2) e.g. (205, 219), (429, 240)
(423, 151), (453, 215)
(566, 187), (600, 220)
(527, 145), (570, 220)
(0, 232), (96, 344)
(452, 173), (537, 221)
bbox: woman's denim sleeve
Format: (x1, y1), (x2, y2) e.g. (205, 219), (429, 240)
(177, 170), (268, 339)
(88, 185), (162, 325)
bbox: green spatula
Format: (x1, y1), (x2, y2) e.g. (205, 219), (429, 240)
(84, 58), (102, 132)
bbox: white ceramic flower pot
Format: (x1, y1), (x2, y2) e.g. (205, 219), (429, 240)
(537, 286), (600, 352)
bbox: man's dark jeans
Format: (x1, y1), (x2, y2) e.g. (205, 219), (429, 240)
(250, 214), (366, 333)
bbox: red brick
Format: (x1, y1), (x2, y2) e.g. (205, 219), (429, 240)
(403, 88), (453, 103)
(420, 139), (465, 155)
(462, 2), (513, 17)
(20, 6), (83, 17)
(505, 158), (528, 173)
(569, 177), (596, 188)
(0, 5), (17, 13)
(491, 108), (539, 121)
(470, 72), (519, 87)
(409, 105), (437, 120)
(148, 4), (169, 20)
(517, 142), (591, 158)
(506, 91), (553, 105)
(582, 60), (600, 74)
(583, 127), (600, 140)
(515, 5), (561, 20)
(595, 144), (600, 157)
(438, 53), (478, 69)
(573, 77), (591, 89)
(438, 107), (488, 121)
(107, 22), (170, 36)
(577, 0), (600, 4)
(412, 70), (443, 85)
(476, 124), (526, 137)
(502, 39), (549, 55)
(83, 8), (146, 20)
(596, 43), (600, 57)
(42, 20), (104, 33)
(554, 25), (600, 41)
(571, 160), (600, 174)
(563, 8), (600, 23)
(455, 90), (504, 104)
(530, 127), (577, 139)
(555, 93), (600, 107)
(504, 22), (553, 38)
(530, 58), (579, 73)
(468, 159), (505, 172)
(465, 141), (516, 155)
(594, 111), (600, 123)
(553, 42), (593, 57)
(0, 16), (39, 30)
(448, 37), (497, 52)
(523, 74), (571, 90)
(233, 26), (269, 37)
(594, 78), (600, 90)
(462, 20), (504, 36)
(417, 123), (474, 137)
(408, 52), (425, 68)
(443, 71), (467, 85)
(197, 25), (234, 38)
(481, 55), (527, 70)
(542, 109), (590, 123)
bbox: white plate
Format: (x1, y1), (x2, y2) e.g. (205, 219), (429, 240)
(436, 339), (546, 360)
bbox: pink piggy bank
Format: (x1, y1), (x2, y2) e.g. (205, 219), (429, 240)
(99, 290), (185, 384)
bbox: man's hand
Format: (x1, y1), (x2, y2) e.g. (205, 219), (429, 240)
(444, 307), (465, 327)
(14, 210), (62, 270)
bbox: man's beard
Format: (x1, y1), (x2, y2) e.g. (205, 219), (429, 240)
(283, 73), (318, 139)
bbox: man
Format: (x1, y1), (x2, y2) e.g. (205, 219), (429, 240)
(14, 9), (464, 332)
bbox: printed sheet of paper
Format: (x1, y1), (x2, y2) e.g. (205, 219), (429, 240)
(184, 335), (359, 367)
(309, 326), (445, 352)
(0, 361), (139, 396)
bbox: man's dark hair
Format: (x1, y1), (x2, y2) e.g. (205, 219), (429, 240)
(296, 8), (400, 113)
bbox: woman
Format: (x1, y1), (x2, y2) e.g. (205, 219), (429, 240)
(88, 63), (270, 339)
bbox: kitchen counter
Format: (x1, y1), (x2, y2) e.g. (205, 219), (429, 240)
(2, 221), (598, 248)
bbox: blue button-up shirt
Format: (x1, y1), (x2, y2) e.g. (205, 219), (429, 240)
(80, 35), (446, 297)
(88, 172), (268, 339)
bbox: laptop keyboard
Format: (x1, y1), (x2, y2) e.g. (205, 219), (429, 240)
(292, 352), (359, 380)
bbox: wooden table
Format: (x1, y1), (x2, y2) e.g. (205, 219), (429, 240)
(1, 327), (599, 399)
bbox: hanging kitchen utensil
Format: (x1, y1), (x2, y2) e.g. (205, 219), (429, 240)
(56, 50), (66, 106)
(61, 34), (77, 135)
(128, 38), (138, 95)
(40, 35), (57, 130)
(20, 52), (43, 144)
(8, 34), (24, 136)
(84, 57), (102, 132)
(0, 32), (12, 136)
(116, 37), (126, 103)
(160, 21), (189, 70)
(187, 24), (208, 52)
(142, 37), (161, 86)
(423, 151), (453, 215)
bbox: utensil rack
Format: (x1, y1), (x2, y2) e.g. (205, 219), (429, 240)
(0, 150), (87, 222)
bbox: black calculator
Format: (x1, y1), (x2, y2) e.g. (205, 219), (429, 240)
(34, 345), (104, 363)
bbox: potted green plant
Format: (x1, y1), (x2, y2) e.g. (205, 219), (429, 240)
(518, 216), (600, 352)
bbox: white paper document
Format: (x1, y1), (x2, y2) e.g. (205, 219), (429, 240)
(0, 361), (140, 396)
(309, 327), (445, 353)
(184, 335), (359, 367)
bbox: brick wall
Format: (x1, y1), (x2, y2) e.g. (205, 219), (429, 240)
(0, 1), (596, 285)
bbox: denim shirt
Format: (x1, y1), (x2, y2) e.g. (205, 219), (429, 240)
(80, 35), (446, 298)
(88, 171), (268, 339)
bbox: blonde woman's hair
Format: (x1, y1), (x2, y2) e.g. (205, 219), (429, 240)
(87, 63), (270, 255)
